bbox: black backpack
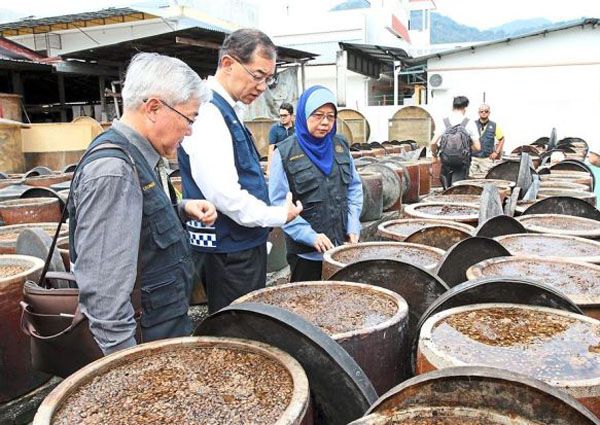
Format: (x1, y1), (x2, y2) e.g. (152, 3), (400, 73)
(439, 117), (471, 167)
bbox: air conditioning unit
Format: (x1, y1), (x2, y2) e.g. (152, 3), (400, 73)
(428, 73), (447, 90)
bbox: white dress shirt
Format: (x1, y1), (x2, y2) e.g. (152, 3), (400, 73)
(180, 76), (287, 228)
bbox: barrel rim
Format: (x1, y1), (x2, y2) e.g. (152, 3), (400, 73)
(495, 232), (600, 263)
(323, 241), (444, 272)
(0, 254), (45, 283)
(516, 213), (600, 237)
(418, 303), (600, 391)
(234, 280), (409, 340)
(33, 336), (311, 425)
(404, 202), (480, 222)
(377, 218), (474, 241)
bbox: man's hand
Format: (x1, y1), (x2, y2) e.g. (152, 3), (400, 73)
(313, 233), (334, 253)
(345, 233), (359, 244)
(285, 192), (303, 223)
(185, 200), (217, 226)
(489, 152), (500, 160)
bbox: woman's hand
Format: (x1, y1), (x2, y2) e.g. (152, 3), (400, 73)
(313, 233), (334, 253)
(185, 200), (217, 226)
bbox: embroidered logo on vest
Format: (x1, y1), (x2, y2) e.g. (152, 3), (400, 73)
(143, 181), (156, 191)
(290, 153), (305, 161)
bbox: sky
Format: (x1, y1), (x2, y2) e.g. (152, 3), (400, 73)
(0, 0), (599, 28)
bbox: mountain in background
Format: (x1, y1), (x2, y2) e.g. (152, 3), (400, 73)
(431, 14), (579, 44)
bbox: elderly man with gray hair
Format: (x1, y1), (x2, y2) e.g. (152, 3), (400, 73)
(68, 52), (216, 355)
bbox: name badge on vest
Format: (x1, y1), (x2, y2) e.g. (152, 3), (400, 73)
(186, 220), (217, 249)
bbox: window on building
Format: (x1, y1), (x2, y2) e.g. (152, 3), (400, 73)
(409, 10), (423, 31)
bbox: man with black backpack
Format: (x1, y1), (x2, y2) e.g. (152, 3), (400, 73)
(430, 96), (481, 189)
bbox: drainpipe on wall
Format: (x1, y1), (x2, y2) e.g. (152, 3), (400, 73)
(393, 60), (400, 106)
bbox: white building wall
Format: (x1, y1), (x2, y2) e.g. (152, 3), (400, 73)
(425, 25), (600, 152)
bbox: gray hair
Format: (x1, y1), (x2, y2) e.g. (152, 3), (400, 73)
(122, 52), (211, 110)
(218, 28), (277, 66)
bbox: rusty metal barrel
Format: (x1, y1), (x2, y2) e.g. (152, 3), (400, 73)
(421, 193), (482, 204)
(495, 233), (600, 264)
(467, 256), (600, 320)
(404, 202), (480, 225)
(516, 214), (600, 238)
(541, 171), (593, 190)
(360, 164), (402, 212)
(0, 254), (48, 403)
(349, 366), (600, 425)
(34, 336), (311, 425)
(387, 159), (420, 203)
(24, 173), (72, 189)
(538, 189), (596, 206)
(540, 180), (590, 191)
(322, 241), (444, 278)
(417, 159), (432, 196)
(358, 171), (383, 222)
(417, 303), (600, 417)
(0, 198), (62, 225)
(0, 223), (67, 254)
(431, 158), (443, 188)
(235, 281), (409, 395)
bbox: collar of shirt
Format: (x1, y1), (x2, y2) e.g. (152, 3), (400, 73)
(207, 76), (246, 121)
(111, 119), (161, 169)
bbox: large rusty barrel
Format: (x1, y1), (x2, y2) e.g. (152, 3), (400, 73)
(235, 281), (409, 394)
(34, 337), (311, 425)
(516, 214), (600, 238)
(467, 256), (600, 320)
(540, 180), (590, 191)
(541, 171), (593, 190)
(359, 164), (402, 212)
(417, 159), (432, 196)
(0, 254), (48, 403)
(322, 241), (444, 278)
(421, 193), (482, 205)
(417, 303), (600, 417)
(24, 173), (72, 189)
(430, 158), (443, 188)
(495, 233), (600, 264)
(404, 202), (480, 225)
(386, 158), (420, 203)
(0, 223), (68, 254)
(350, 366), (599, 424)
(0, 198), (62, 225)
(358, 172), (383, 222)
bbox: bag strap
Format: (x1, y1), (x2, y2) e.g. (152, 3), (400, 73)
(460, 117), (469, 128)
(443, 118), (451, 129)
(37, 141), (143, 341)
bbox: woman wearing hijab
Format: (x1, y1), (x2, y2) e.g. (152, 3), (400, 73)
(269, 86), (363, 282)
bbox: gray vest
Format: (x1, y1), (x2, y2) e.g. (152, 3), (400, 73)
(473, 120), (497, 157)
(278, 135), (352, 254)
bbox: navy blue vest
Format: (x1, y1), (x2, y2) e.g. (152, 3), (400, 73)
(69, 129), (193, 339)
(178, 90), (270, 253)
(278, 135), (352, 255)
(473, 120), (497, 157)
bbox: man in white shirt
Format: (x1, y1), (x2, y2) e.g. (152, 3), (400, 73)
(178, 29), (302, 313)
(430, 96), (481, 188)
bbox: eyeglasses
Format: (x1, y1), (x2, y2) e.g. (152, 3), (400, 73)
(279, 113), (290, 118)
(144, 98), (195, 126)
(229, 55), (277, 86)
(479, 110), (490, 113)
(310, 112), (336, 123)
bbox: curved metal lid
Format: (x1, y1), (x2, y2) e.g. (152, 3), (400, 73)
(435, 237), (511, 287)
(328, 259), (448, 351)
(24, 166), (53, 178)
(20, 187), (65, 211)
(476, 215), (527, 238)
(195, 302), (378, 425)
(357, 366), (599, 425)
(485, 160), (537, 183)
(551, 160), (595, 190)
(404, 225), (472, 250)
(522, 196), (600, 221)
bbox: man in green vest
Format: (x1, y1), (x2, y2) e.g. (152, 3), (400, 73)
(469, 103), (506, 177)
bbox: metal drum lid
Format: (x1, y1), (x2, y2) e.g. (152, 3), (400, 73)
(195, 302), (378, 425)
(350, 367), (600, 425)
(20, 187), (66, 211)
(404, 226), (472, 250)
(435, 237), (511, 287)
(476, 215), (527, 238)
(442, 184), (483, 195)
(329, 259), (448, 352)
(24, 166), (52, 178)
(485, 160), (536, 183)
(377, 218), (474, 242)
(522, 196), (600, 221)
